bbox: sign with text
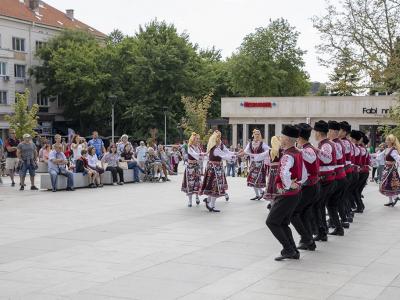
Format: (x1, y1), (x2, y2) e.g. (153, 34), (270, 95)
(241, 101), (277, 108)
(362, 107), (390, 115)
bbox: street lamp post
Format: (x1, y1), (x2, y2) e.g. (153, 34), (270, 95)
(163, 106), (168, 145)
(108, 95), (117, 144)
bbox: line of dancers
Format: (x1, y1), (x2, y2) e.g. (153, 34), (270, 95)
(181, 121), (400, 260)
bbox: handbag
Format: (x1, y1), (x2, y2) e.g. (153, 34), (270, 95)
(118, 161), (129, 170)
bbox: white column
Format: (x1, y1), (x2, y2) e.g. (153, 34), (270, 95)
(232, 124), (238, 148)
(264, 124), (269, 144)
(243, 124), (248, 147)
(275, 121), (282, 136)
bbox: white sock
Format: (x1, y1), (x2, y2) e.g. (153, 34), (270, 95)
(210, 197), (216, 208)
(188, 194), (193, 205)
(253, 188), (260, 197)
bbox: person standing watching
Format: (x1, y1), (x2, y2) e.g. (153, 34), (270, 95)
(48, 144), (75, 192)
(136, 141), (148, 169)
(17, 134), (38, 191)
(4, 129), (20, 186)
(88, 131), (106, 159)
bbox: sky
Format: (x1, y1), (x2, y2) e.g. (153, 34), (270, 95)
(45, 0), (334, 82)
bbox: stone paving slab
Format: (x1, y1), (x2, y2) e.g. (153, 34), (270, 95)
(1, 173), (400, 299)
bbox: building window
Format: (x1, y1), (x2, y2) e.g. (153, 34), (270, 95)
(12, 37), (25, 52)
(0, 62), (6, 76)
(0, 91), (7, 105)
(14, 64), (26, 78)
(37, 92), (49, 107)
(35, 40), (47, 51)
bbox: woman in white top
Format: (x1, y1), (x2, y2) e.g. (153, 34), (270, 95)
(181, 132), (205, 207)
(71, 134), (87, 162)
(378, 134), (400, 207)
(244, 129), (270, 200)
(117, 134), (132, 155)
(199, 130), (237, 212)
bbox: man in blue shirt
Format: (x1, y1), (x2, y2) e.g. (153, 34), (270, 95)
(88, 131), (106, 159)
(48, 144), (74, 192)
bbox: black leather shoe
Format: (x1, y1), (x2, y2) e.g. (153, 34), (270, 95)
(384, 202), (394, 207)
(297, 241), (316, 251)
(342, 222), (350, 229)
(347, 217), (353, 223)
(211, 208), (220, 213)
(250, 196), (259, 201)
(329, 228), (344, 236)
(203, 199), (212, 212)
(66, 187), (75, 191)
(274, 250), (299, 261)
(313, 234), (328, 242)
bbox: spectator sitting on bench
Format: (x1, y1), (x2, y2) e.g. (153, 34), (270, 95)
(48, 144), (75, 192)
(39, 143), (51, 163)
(75, 149), (101, 188)
(120, 143), (144, 183)
(102, 144), (124, 185)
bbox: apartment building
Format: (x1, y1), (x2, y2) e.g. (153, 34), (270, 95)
(0, 0), (105, 139)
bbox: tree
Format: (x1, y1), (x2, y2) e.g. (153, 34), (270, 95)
(328, 48), (363, 96)
(31, 30), (109, 131)
(115, 20), (212, 141)
(108, 29), (124, 45)
(385, 39), (400, 91)
(5, 89), (39, 139)
(181, 93), (213, 143)
(313, 0), (400, 91)
(227, 18), (310, 97)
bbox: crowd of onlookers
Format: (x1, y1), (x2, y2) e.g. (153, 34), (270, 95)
(0, 131), (387, 192)
(0, 130), (186, 192)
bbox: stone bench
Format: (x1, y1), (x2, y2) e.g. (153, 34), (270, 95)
(40, 169), (136, 190)
(36, 162), (48, 173)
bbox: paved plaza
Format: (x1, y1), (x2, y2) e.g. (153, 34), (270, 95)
(0, 173), (400, 300)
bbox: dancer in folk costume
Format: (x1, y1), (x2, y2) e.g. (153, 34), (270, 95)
(181, 132), (204, 207)
(265, 125), (307, 261)
(245, 129), (270, 200)
(200, 131), (237, 212)
(263, 136), (283, 203)
(378, 134), (400, 207)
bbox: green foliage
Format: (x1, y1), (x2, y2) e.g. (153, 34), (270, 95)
(313, 0), (400, 91)
(31, 30), (109, 131)
(5, 89), (39, 139)
(181, 93), (213, 143)
(227, 18), (310, 97)
(329, 48), (362, 96)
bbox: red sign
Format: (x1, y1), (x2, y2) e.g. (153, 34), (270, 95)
(242, 102), (275, 108)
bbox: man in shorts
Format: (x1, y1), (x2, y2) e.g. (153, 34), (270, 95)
(4, 129), (20, 186)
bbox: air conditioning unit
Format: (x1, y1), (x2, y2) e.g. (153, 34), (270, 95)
(3, 76), (10, 82)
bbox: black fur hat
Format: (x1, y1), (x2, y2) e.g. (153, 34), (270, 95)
(313, 120), (329, 133)
(339, 121), (351, 133)
(297, 123), (312, 140)
(282, 125), (300, 138)
(363, 135), (370, 145)
(328, 120), (340, 131)
(350, 130), (362, 141)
